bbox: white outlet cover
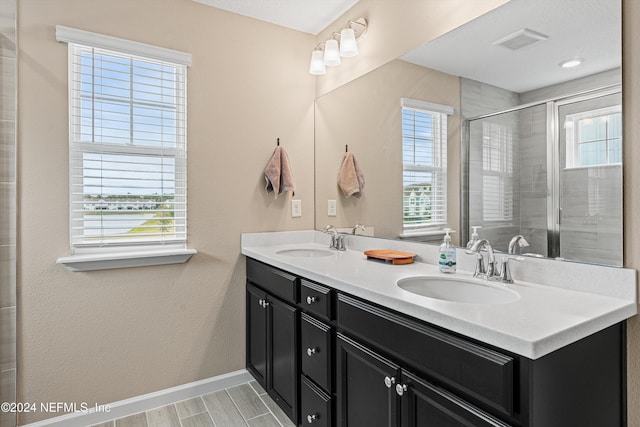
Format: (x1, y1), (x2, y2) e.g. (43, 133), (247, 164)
(328, 199), (337, 217)
(291, 199), (302, 217)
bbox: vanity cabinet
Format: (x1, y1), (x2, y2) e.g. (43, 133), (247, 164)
(245, 257), (626, 427)
(246, 259), (299, 421)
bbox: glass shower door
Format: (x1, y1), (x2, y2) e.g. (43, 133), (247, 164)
(556, 91), (623, 266)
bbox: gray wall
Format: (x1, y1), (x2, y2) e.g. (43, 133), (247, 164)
(0, 0), (16, 426)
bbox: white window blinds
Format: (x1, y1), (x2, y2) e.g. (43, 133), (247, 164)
(401, 99), (452, 230)
(482, 122), (513, 221)
(58, 27), (191, 252)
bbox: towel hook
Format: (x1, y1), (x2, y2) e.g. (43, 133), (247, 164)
(345, 144), (348, 152)
(277, 138), (280, 146)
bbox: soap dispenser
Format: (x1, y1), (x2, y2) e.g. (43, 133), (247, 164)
(466, 226), (482, 249)
(439, 228), (457, 273)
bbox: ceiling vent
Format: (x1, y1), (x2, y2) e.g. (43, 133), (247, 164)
(493, 28), (549, 50)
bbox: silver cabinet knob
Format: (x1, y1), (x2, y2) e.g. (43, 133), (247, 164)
(396, 384), (408, 396)
(307, 414), (318, 423)
(306, 296), (317, 305)
(262, 301), (269, 307)
(306, 347), (318, 356)
(384, 376), (396, 388)
(258, 299), (265, 308)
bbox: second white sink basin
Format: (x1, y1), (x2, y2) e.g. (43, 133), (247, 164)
(397, 276), (520, 304)
(276, 248), (335, 258)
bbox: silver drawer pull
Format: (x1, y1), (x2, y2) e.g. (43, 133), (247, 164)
(306, 296), (317, 305)
(307, 414), (318, 423)
(396, 383), (408, 396)
(306, 347), (318, 356)
(384, 376), (396, 388)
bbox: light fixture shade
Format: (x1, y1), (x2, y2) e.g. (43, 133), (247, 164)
(340, 27), (358, 57)
(309, 49), (326, 75)
(323, 39), (341, 66)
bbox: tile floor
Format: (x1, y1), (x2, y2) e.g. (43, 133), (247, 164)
(90, 381), (295, 427)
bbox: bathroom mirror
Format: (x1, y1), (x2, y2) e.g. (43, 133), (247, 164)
(314, 0), (622, 266)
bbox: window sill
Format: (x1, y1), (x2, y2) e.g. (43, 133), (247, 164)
(56, 248), (197, 272)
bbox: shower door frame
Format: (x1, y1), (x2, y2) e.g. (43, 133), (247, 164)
(462, 84), (622, 264)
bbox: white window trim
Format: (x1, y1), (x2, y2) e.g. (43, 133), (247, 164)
(564, 105), (622, 169)
(56, 26), (196, 271)
(401, 100), (452, 231)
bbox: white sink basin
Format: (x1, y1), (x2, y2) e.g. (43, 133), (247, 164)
(276, 248), (335, 258)
(397, 276), (520, 304)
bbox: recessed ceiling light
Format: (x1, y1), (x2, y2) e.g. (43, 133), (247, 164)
(559, 58), (584, 68)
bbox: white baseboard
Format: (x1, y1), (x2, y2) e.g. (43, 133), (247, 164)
(22, 369), (253, 427)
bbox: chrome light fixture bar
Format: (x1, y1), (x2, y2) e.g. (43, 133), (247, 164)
(308, 17), (368, 75)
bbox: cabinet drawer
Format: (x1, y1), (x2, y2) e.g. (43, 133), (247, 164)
(337, 294), (515, 417)
(301, 313), (332, 392)
(300, 279), (333, 320)
(301, 375), (332, 427)
(246, 258), (298, 303)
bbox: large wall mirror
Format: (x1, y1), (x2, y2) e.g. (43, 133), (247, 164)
(314, 0), (622, 266)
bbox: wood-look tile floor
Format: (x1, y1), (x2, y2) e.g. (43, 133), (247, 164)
(91, 381), (295, 427)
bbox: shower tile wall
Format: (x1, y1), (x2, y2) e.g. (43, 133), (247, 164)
(0, 0), (16, 426)
(516, 105), (548, 256)
(462, 79), (522, 251)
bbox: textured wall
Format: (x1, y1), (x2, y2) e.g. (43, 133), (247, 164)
(17, 0), (314, 423)
(623, 0), (640, 425)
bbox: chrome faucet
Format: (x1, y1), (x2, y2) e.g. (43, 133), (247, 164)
(323, 225), (345, 251)
(466, 239), (497, 279)
(352, 224), (366, 235)
(508, 235), (530, 254)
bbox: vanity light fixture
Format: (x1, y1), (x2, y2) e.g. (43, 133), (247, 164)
(324, 37), (341, 66)
(309, 45), (326, 75)
(559, 58), (584, 68)
(309, 17), (368, 75)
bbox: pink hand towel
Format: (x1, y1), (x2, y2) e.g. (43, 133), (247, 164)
(338, 152), (365, 198)
(264, 146), (296, 199)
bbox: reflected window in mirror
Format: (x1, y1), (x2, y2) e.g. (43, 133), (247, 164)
(401, 99), (453, 234)
(565, 106), (622, 168)
(482, 122), (514, 222)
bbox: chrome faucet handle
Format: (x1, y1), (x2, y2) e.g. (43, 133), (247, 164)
(499, 256), (525, 283)
(335, 234), (346, 251)
(352, 224), (366, 235)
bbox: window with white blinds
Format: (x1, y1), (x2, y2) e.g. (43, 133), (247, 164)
(482, 122), (513, 221)
(59, 27), (190, 253)
(401, 99), (452, 231)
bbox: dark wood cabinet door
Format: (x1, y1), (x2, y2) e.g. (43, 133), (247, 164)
(336, 333), (400, 427)
(268, 296), (298, 421)
(246, 284), (267, 386)
(399, 370), (512, 427)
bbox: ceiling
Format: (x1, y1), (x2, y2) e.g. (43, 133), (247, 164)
(192, 0), (360, 35)
(400, 0), (621, 93)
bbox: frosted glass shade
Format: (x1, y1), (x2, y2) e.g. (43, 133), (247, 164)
(323, 39), (341, 66)
(340, 27), (358, 57)
(309, 50), (326, 75)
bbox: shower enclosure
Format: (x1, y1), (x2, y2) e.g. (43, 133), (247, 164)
(464, 87), (622, 266)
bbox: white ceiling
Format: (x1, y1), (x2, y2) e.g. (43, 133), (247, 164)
(192, 0), (360, 35)
(400, 0), (621, 93)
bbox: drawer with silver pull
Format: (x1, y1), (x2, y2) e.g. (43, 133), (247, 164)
(301, 374), (332, 427)
(300, 279), (333, 320)
(301, 312), (332, 391)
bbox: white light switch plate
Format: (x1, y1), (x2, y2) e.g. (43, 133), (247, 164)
(291, 199), (302, 217)
(328, 199), (337, 217)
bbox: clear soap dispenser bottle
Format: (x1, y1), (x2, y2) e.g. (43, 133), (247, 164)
(439, 228), (457, 273)
(466, 226), (482, 249)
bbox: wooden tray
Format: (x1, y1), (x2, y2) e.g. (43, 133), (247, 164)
(364, 249), (416, 265)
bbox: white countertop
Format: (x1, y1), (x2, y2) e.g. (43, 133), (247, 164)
(241, 231), (637, 359)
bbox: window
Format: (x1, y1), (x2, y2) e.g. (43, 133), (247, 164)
(565, 106), (622, 168)
(482, 122), (513, 221)
(55, 26), (194, 270)
(401, 99), (453, 232)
